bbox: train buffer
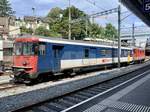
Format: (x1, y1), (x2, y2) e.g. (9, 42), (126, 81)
(64, 69), (150, 112)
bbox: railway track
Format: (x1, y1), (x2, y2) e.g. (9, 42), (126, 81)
(14, 64), (150, 112)
(0, 82), (21, 91)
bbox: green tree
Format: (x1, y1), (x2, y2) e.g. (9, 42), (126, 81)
(89, 23), (105, 39)
(35, 26), (61, 37)
(20, 26), (33, 35)
(46, 6), (117, 40)
(63, 6), (86, 19)
(63, 6), (87, 40)
(47, 7), (63, 30)
(20, 26), (27, 33)
(47, 7), (63, 20)
(35, 26), (50, 37)
(104, 23), (117, 40)
(0, 0), (14, 16)
(46, 6), (89, 39)
(27, 28), (33, 34)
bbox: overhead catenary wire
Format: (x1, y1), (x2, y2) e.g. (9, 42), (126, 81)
(121, 13), (132, 21)
(83, 0), (136, 27)
(85, 0), (106, 11)
(71, 8), (118, 23)
(84, 0), (115, 24)
(121, 25), (148, 29)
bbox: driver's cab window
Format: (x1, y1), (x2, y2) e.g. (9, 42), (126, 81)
(39, 43), (46, 55)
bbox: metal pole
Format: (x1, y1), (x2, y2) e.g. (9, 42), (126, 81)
(92, 11), (95, 24)
(68, 0), (71, 40)
(132, 23), (135, 47)
(92, 16), (94, 24)
(118, 5), (121, 68)
(32, 7), (35, 17)
(32, 7), (36, 35)
(85, 15), (88, 37)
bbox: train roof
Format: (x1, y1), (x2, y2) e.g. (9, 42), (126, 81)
(16, 35), (132, 50)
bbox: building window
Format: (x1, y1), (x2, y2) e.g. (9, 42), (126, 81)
(84, 49), (89, 58)
(4, 48), (13, 56)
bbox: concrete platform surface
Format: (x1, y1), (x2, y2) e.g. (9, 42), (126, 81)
(71, 67), (150, 112)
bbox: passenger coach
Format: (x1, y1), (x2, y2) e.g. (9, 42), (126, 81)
(12, 36), (144, 83)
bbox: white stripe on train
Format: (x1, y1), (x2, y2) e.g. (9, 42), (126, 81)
(60, 57), (134, 69)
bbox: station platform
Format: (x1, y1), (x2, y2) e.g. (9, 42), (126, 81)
(68, 71), (150, 112)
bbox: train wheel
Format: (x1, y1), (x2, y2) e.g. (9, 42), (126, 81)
(12, 71), (24, 83)
(37, 75), (44, 83)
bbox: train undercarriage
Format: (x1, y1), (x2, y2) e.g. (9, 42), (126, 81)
(11, 60), (144, 85)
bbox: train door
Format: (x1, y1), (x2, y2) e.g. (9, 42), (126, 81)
(90, 48), (97, 65)
(38, 42), (51, 72)
(52, 45), (63, 72)
(83, 48), (90, 65)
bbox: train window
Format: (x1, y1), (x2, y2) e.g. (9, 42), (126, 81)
(22, 43), (38, 55)
(84, 49), (89, 58)
(113, 49), (117, 57)
(39, 43), (46, 55)
(106, 50), (112, 55)
(101, 49), (112, 56)
(122, 50), (127, 57)
(128, 51), (131, 56)
(15, 43), (22, 55)
(121, 50), (123, 57)
(23, 43), (33, 55)
(101, 50), (106, 56)
(124, 51), (126, 57)
(14, 43), (39, 55)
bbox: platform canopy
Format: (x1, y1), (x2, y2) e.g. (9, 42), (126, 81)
(120, 0), (150, 26)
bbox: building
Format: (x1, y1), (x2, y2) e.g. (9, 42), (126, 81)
(0, 16), (49, 39)
(3, 40), (13, 64)
(0, 16), (50, 65)
(15, 16), (49, 31)
(0, 17), (9, 39)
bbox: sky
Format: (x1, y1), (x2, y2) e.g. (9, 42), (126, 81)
(8, 0), (149, 46)
(9, 0), (146, 28)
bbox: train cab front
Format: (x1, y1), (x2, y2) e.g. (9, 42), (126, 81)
(12, 38), (39, 83)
